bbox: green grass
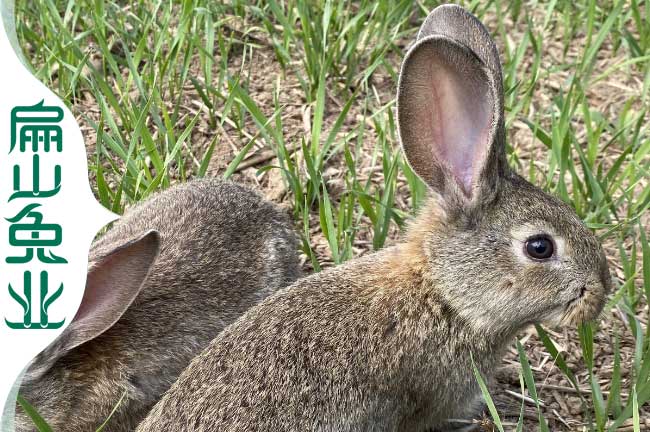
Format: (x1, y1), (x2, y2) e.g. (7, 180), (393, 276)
(14, 0), (650, 430)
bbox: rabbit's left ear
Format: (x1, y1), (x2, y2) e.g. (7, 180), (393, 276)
(397, 5), (507, 208)
(49, 231), (160, 355)
(66, 230), (160, 351)
(24, 230), (160, 381)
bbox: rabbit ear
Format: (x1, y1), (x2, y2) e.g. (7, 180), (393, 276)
(44, 231), (160, 358)
(65, 229), (160, 350)
(397, 5), (506, 207)
(24, 230), (160, 380)
(417, 4), (503, 91)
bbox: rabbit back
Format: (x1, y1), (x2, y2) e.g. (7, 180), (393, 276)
(15, 178), (301, 432)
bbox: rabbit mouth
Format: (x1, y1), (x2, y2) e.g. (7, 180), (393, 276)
(561, 283), (601, 325)
(539, 286), (584, 327)
(566, 284), (587, 309)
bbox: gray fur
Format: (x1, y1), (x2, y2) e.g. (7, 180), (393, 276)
(137, 181), (610, 432)
(137, 6), (611, 432)
(14, 178), (301, 432)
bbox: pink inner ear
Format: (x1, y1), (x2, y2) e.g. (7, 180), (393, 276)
(74, 254), (122, 324)
(417, 57), (493, 197)
(65, 232), (159, 350)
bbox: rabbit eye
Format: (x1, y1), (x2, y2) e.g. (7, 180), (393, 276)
(525, 236), (554, 260)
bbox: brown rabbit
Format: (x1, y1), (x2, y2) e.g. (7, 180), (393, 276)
(137, 5), (611, 432)
(13, 179), (302, 432)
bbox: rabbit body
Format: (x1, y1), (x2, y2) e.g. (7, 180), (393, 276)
(137, 177), (609, 432)
(136, 245), (500, 432)
(138, 5), (611, 432)
(15, 179), (301, 432)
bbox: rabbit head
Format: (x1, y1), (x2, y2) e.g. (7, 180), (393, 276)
(397, 4), (611, 337)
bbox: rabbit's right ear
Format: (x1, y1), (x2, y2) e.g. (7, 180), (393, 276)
(397, 5), (507, 211)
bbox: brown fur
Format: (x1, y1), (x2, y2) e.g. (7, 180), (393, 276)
(14, 179), (302, 432)
(137, 175), (608, 432)
(137, 6), (611, 431)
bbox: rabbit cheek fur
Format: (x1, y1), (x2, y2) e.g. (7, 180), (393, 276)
(425, 174), (610, 338)
(14, 179), (301, 432)
(138, 5), (611, 432)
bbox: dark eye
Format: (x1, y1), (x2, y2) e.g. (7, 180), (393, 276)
(525, 236), (554, 260)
